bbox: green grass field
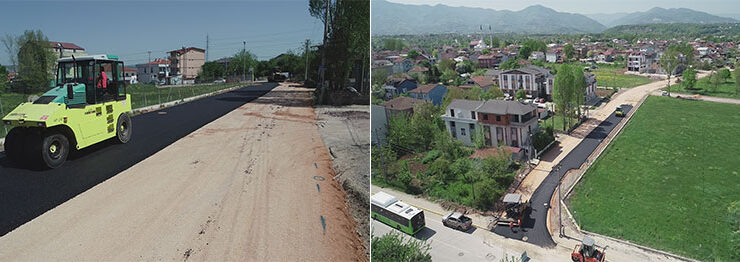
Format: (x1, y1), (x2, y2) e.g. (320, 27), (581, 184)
(569, 96), (740, 261)
(590, 64), (654, 89)
(540, 115), (579, 132)
(0, 82), (241, 138)
(667, 73), (740, 99)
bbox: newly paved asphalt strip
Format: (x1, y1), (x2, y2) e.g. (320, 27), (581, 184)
(493, 105), (633, 247)
(0, 83), (278, 236)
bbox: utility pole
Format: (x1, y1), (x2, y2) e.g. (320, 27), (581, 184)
(304, 39), (310, 81)
(319, 0), (329, 104)
(206, 34), (209, 62)
(243, 41), (247, 82)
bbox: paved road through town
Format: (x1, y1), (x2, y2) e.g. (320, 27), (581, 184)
(373, 212), (519, 261)
(493, 105), (633, 247)
(0, 83), (278, 236)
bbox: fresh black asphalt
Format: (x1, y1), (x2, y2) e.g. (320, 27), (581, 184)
(493, 105), (633, 247)
(0, 83), (278, 236)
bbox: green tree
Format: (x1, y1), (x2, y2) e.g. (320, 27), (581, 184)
(563, 44), (575, 61)
(499, 58), (520, 70)
(437, 59), (455, 72)
(709, 71), (721, 93)
(387, 112), (414, 155)
(518, 45), (532, 60)
(407, 49), (420, 59)
(371, 145), (397, 183)
(228, 50), (258, 78)
(472, 125), (485, 149)
(381, 38), (405, 51)
(682, 67), (697, 90)
(481, 49), (490, 55)
(719, 68), (731, 81)
(371, 231), (431, 262)
(734, 61), (740, 95)
(491, 37), (500, 49)
(15, 30), (55, 94)
(572, 70), (587, 119)
(0, 64), (8, 91)
(410, 102), (442, 151)
(515, 89), (526, 100)
(481, 86), (504, 100)
(660, 44), (682, 95)
(553, 64), (575, 131)
(440, 69), (458, 85)
(200, 61), (225, 80)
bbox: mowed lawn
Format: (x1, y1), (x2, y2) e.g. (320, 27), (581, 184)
(667, 72), (740, 99)
(569, 96), (740, 261)
(590, 64), (654, 89)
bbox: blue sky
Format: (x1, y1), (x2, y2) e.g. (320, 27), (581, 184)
(386, 0), (740, 14)
(0, 0), (324, 67)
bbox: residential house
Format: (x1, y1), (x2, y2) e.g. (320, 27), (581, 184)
(392, 58), (414, 74)
(50, 41), (87, 59)
(469, 76), (494, 92)
(497, 66), (554, 100)
(382, 78), (417, 99)
(408, 84), (447, 105)
(408, 66), (429, 74)
(383, 96), (428, 118)
(478, 54), (503, 68)
(169, 47), (206, 84)
(546, 51), (561, 63)
(529, 51), (545, 61)
(442, 99), (539, 159)
(469, 39), (488, 51)
(136, 59), (171, 84)
(627, 51), (655, 73)
(595, 51), (614, 63)
(123, 67), (138, 84)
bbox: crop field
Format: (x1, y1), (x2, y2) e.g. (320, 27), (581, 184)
(0, 82), (242, 138)
(569, 96), (740, 261)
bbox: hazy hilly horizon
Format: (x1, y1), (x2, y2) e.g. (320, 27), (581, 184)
(372, 0), (739, 35)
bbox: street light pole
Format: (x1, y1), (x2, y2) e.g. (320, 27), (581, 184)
(243, 41), (247, 82)
(557, 163), (563, 238)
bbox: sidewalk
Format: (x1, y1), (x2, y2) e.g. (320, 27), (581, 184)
(650, 91), (740, 105)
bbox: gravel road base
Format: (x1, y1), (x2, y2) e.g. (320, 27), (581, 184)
(314, 105), (370, 257)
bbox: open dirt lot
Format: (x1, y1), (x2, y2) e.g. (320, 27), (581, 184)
(0, 83), (365, 261)
(315, 104), (371, 256)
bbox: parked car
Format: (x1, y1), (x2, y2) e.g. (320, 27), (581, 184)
(661, 90), (669, 96)
(442, 212), (472, 231)
(214, 79), (226, 83)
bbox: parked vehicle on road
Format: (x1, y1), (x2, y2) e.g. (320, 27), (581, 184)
(371, 191), (426, 235)
(442, 212), (472, 231)
(615, 106), (625, 117)
(2, 54), (133, 169)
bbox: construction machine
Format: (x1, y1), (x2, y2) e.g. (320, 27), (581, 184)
(496, 193), (530, 228)
(2, 54), (132, 169)
(571, 236), (606, 262)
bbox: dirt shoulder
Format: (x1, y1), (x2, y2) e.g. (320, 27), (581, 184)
(0, 83), (365, 261)
(314, 105), (370, 257)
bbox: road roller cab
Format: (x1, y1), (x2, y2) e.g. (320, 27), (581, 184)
(2, 54), (133, 169)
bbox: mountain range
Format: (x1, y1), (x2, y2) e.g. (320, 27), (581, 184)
(372, 0), (738, 35)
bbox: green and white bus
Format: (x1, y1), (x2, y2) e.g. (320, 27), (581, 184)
(371, 191), (425, 235)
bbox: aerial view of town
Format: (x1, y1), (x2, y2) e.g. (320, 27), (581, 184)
(370, 0), (739, 261)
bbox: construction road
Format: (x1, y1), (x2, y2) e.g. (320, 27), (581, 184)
(0, 82), (365, 261)
(493, 105), (633, 247)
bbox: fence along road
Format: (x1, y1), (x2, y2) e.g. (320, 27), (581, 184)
(0, 83), (278, 237)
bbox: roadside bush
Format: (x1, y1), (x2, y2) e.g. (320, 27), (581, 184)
(473, 178), (506, 210)
(421, 150), (441, 164)
(427, 157), (451, 179)
(533, 129), (555, 152)
(371, 231), (431, 262)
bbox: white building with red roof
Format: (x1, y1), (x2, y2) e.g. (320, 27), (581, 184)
(50, 41), (87, 59)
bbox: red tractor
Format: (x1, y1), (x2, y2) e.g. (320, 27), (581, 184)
(571, 237), (606, 262)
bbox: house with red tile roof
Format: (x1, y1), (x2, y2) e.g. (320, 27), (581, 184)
(50, 41), (87, 59)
